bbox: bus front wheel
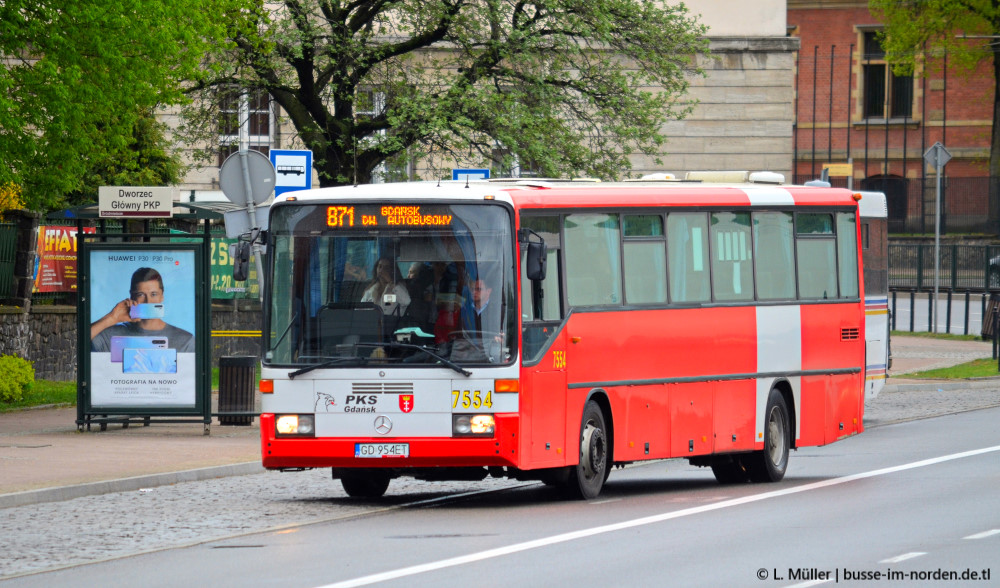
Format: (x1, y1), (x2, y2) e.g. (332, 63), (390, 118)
(745, 391), (790, 483)
(340, 472), (391, 498)
(564, 400), (609, 500)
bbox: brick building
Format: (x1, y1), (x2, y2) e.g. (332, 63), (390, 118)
(788, 0), (996, 234)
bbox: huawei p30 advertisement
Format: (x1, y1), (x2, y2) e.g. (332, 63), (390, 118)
(88, 249), (197, 407)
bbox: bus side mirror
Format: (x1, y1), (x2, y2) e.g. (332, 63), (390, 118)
(526, 241), (547, 281)
(232, 241), (251, 282)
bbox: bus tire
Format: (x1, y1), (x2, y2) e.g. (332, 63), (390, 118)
(341, 472), (391, 498)
(563, 400), (609, 500)
(746, 390), (790, 483)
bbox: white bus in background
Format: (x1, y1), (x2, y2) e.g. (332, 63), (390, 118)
(857, 190), (889, 400)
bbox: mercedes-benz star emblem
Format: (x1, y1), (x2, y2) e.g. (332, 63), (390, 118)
(374, 416), (392, 435)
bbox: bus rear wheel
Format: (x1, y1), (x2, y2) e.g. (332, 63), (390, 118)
(745, 391), (790, 483)
(563, 400), (609, 500)
(340, 472), (391, 498)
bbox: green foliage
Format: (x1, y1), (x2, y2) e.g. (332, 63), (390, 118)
(0, 379), (75, 413)
(0, 355), (35, 404)
(64, 110), (184, 208)
(0, 0), (240, 212)
(184, 0), (709, 186)
(902, 357), (999, 380)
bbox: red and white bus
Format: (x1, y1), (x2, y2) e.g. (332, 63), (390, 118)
(255, 175), (870, 499)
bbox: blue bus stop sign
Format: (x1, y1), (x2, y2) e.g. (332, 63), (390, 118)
(452, 168), (490, 181)
(271, 149), (313, 197)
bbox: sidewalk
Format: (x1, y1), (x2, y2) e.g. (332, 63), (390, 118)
(0, 401), (262, 508)
(1, 335), (998, 509)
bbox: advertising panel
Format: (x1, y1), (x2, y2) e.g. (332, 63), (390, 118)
(87, 248), (197, 407)
(33, 225), (95, 293)
(210, 236), (259, 299)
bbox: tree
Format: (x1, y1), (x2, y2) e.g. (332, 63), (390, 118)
(185, 0), (709, 185)
(0, 1), (237, 212)
(871, 0), (1000, 180)
(65, 110), (184, 208)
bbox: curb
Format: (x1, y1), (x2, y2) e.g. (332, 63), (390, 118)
(882, 378), (1000, 394)
(0, 462), (265, 510)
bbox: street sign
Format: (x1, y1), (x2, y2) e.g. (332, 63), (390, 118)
(98, 186), (175, 218)
(924, 142), (951, 333)
(452, 168), (490, 181)
(270, 149), (312, 197)
(924, 142), (952, 169)
(219, 150), (275, 206)
(822, 163), (853, 177)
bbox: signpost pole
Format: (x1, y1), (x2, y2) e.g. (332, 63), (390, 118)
(924, 142), (951, 334)
(238, 151), (265, 301)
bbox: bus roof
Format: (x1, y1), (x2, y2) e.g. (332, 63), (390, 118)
(274, 180), (860, 210)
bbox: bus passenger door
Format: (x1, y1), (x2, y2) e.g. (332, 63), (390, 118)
(521, 324), (568, 468)
(518, 218), (567, 469)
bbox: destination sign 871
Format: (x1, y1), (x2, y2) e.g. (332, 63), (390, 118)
(326, 204), (454, 229)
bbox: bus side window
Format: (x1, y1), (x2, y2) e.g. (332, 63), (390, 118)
(753, 211), (795, 300)
(564, 213), (622, 307)
(710, 211), (754, 302)
(623, 214), (667, 304)
(796, 213), (838, 299)
(836, 212), (859, 298)
(520, 215), (563, 362)
(667, 213), (711, 303)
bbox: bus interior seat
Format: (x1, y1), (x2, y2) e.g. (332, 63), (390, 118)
(318, 303), (382, 353)
(338, 280), (368, 303)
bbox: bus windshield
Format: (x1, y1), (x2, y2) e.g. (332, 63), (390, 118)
(265, 202), (516, 369)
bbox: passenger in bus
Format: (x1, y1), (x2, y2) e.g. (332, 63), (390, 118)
(361, 257), (411, 316)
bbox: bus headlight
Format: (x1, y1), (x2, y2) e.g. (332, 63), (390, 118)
(275, 414), (315, 437)
(453, 414), (495, 437)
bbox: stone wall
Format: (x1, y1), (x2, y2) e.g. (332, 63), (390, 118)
(0, 303), (262, 381)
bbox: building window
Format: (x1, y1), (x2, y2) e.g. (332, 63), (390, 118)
(861, 30), (913, 120)
(218, 88), (273, 166)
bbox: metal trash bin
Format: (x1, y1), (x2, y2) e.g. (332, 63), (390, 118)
(218, 356), (256, 426)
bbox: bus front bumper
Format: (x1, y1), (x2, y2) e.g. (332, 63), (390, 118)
(260, 413), (521, 470)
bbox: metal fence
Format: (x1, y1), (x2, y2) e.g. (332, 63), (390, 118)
(0, 220), (254, 304)
(889, 243), (1000, 291)
(0, 222), (14, 299)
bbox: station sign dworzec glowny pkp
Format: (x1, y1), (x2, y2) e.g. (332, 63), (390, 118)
(98, 186), (176, 218)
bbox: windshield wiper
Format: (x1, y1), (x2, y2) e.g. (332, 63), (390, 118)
(354, 342), (472, 377)
(288, 355), (368, 379)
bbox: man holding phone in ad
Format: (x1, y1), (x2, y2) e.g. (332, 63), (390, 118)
(90, 267), (195, 353)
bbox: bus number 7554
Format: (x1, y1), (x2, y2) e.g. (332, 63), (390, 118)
(452, 389), (493, 409)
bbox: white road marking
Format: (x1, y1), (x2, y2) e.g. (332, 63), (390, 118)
(786, 580), (832, 588)
(316, 444), (1000, 588)
(879, 552), (927, 564)
(964, 529), (1000, 540)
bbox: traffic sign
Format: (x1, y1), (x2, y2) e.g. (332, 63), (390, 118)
(270, 149), (312, 197)
(219, 150), (275, 206)
(924, 142), (952, 169)
(452, 168), (490, 181)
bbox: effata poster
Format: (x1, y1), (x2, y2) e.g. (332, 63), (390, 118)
(88, 249), (196, 407)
